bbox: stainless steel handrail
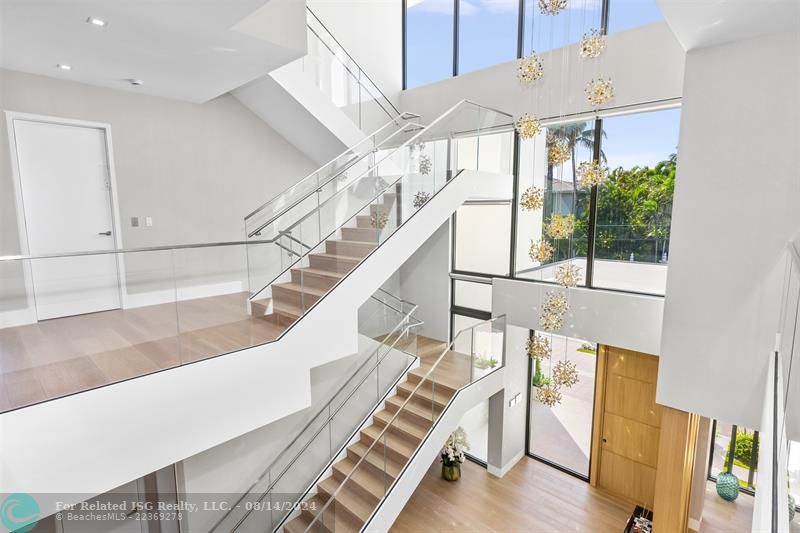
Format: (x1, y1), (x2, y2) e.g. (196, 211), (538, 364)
(210, 298), (422, 533)
(245, 120), (423, 239)
(305, 6), (401, 117)
(248, 99), (512, 300)
(304, 315), (506, 533)
(243, 113), (419, 223)
(0, 239), (276, 262)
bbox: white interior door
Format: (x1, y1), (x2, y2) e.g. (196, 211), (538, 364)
(13, 118), (121, 320)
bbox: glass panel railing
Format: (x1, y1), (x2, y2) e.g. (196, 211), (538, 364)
(247, 100), (513, 316)
(303, 7), (400, 132)
(302, 315), (506, 533)
(243, 113), (418, 245)
(209, 291), (421, 533)
(0, 240), (283, 413)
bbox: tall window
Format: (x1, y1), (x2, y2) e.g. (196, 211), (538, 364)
(591, 108), (680, 295)
(529, 332), (598, 478)
(458, 0), (520, 74)
(404, 0), (665, 88)
(405, 0), (455, 88)
(522, 0), (602, 56)
(607, 0), (663, 33)
(515, 120), (596, 286)
(453, 130), (515, 276)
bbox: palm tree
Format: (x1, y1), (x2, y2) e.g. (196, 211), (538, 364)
(548, 122), (607, 195)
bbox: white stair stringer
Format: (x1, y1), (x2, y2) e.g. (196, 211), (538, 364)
(1, 170), (485, 522)
(362, 368), (505, 533)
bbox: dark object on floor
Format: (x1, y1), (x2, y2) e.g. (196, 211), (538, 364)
(624, 505), (653, 533)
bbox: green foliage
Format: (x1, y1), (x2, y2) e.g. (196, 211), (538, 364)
(474, 355), (499, 370)
(725, 432), (759, 468)
(574, 156), (676, 262)
(532, 357), (550, 387)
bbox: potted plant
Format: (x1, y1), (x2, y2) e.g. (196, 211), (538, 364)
(441, 427), (469, 481)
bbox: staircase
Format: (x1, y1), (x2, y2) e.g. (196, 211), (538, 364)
(251, 192), (397, 328)
(281, 332), (495, 533)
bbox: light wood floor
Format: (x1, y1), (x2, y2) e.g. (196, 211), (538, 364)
(391, 456), (767, 533)
(0, 292), (285, 412)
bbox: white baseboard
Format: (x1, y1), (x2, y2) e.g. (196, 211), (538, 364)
(487, 449), (524, 478)
(688, 517), (702, 532)
(0, 307), (37, 329)
(123, 281), (244, 309)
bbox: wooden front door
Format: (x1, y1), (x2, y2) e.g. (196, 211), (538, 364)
(593, 345), (662, 507)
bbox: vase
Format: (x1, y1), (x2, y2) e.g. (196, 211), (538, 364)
(715, 472), (740, 502)
(442, 462), (461, 481)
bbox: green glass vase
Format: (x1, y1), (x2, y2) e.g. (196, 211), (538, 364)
(716, 472), (740, 502)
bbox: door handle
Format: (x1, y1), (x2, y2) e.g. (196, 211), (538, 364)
(98, 231), (112, 236)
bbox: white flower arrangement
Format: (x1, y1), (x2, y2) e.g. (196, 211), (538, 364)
(441, 426), (470, 466)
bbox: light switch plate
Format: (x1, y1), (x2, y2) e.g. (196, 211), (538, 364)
(145, 216), (153, 227)
(130, 217), (139, 227)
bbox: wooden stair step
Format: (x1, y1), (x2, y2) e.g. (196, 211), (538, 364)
(325, 239), (376, 258)
(288, 494), (360, 533)
(346, 440), (404, 480)
(385, 394), (442, 427)
(317, 475), (374, 524)
(407, 363), (468, 393)
(309, 253), (362, 274)
(341, 226), (380, 243)
(356, 215), (375, 229)
(331, 455), (389, 503)
(373, 408), (431, 442)
(291, 267), (343, 291)
(360, 423), (418, 461)
(273, 281), (326, 304)
(250, 297), (271, 317)
(396, 379), (453, 409)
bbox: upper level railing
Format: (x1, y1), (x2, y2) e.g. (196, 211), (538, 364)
(246, 100), (514, 303)
(304, 315), (507, 532)
(752, 238), (800, 532)
(244, 113), (419, 240)
(303, 6), (401, 130)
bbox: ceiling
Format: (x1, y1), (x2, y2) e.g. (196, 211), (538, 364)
(657, 0), (800, 51)
(0, 0), (308, 103)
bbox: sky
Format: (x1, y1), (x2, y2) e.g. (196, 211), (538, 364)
(406, 0), (664, 87)
(405, 0), (678, 169)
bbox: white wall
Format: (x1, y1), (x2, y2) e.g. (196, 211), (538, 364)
(0, 68), (318, 313)
(658, 29), (800, 431)
(178, 350), (364, 533)
(398, 221), (451, 342)
(307, 0), (403, 101)
(399, 22), (684, 123)
(493, 278), (665, 356)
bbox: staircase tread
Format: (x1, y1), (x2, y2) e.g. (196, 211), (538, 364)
(272, 281), (327, 297)
(385, 394), (441, 423)
(361, 423), (418, 458)
(332, 456), (390, 499)
(348, 441), (404, 479)
(293, 267), (345, 279)
(329, 239), (377, 247)
(373, 408), (430, 441)
(272, 300), (303, 319)
(310, 252), (363, 262)
(318, 476), (374, 523)
(286, 494), (359, 533)
(397, 379), (453, 407)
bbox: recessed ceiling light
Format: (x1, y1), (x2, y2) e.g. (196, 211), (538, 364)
(86, 17), (107, 27)
(56, 64), (72, 71)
